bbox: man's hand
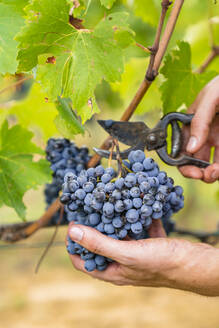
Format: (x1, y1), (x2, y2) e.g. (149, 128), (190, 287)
(179, 75), (219, 183)
(67, 223), (219, 296)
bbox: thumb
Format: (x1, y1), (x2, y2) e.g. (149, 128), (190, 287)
(187, 97), (216, 153)
(68, 223), (135, 264)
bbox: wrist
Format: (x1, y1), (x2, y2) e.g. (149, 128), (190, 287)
(162, 239), (219, 296)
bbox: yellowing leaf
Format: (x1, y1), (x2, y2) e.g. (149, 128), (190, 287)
(9, 83), (58, 140)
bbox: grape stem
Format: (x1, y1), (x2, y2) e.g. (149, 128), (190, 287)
(195, 46), (219, 74)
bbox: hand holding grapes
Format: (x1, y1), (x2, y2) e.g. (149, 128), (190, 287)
(179, 75), (219, 182)
(68, 223), (219, 296)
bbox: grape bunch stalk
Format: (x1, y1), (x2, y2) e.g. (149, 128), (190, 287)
(44, 138), (91, 225)
(61, 150), (184, 272)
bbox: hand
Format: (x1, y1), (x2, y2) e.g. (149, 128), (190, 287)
(67, 223), (219, 296)
(179, 75), (219, 183)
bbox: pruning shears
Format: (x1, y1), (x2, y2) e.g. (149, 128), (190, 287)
(94, 112), (216, 168)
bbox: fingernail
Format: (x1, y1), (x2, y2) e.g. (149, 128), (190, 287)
(187, 136), (197, 152)
(211, 171), (219, 180)
(69, 227), (84, 242)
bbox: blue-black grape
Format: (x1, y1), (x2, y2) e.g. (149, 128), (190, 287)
(44, 138), (92, 225)
(62, 149), (184, 272)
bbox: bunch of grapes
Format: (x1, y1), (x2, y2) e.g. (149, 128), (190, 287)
(44, 138), (91, 225)
(61, 150), (184, 272)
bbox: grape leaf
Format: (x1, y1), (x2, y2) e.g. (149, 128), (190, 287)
(0, 121), (51, 219)
(160, 41), (218, 114)
(55, 96), (85, 138)
(0, 0), (28, 74)
(8, 83), (58, 141)
(100, 0), (116, 9)
(16, 0), (134, 122)
(132, 0), (160, 27)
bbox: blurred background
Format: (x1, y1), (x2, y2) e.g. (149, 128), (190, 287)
(0, 0), (219, 327)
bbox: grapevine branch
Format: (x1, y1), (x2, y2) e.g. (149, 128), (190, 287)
(1, 223), (219, 247)
(146, 0), (172, 81)
(0, 0), (185, 243)
(88, 0), (185, 168)
(0, 198), (61, 242)
(0, 75), (33, 97)
(196, 46), (219, 74)
(173, 227), (219, 245)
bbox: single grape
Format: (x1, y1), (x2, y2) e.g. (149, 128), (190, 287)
(131, 222), (143, 234)
(132, 150), (145, 163)
(115, 200), (125, 212)
(130, 187), (140, 198)
(115, 178), (125, 190)
(83, 181), (94, 193)
(112, 216), (123, 228)
(133, 197), (143, 209)
(103, 202), (114, 217)
(126, 209), (139, 223)
(132, 162), (144, 172)
(88, 213), (101, 226)
(143, 158), (155, 170)
(101, 173), (112, 184)
(85, 259), (97, 272)
(75, 188), (86, 200)
(104, 223), (115, 234)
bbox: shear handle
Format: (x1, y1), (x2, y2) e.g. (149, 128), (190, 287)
(157, 146), (210, 168)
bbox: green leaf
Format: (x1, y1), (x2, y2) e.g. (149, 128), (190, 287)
(8, 83), (58, 141)
(100, 0), (116, 9)
(132, 0), (160, 27)
(160, 41), (218, 114)
(55, 97), (85, 138)
(16, 0), (135, 122)
(0, 0), (28, 74)
(0, 120), (51, 219)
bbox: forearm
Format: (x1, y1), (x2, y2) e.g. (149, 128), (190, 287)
(164, 239), (219, 296)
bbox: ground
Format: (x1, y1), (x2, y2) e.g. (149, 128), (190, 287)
(1, 225), (219, 328)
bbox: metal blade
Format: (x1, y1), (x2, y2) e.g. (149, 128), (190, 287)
(97, 120), (150, 146)
(93, 144), (145, 160)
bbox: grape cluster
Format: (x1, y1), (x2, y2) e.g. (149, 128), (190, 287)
(44, 138), (91, 225)
(61, 150), (184, 272)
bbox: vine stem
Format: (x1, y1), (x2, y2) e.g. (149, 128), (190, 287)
(195, 46), (219, 74)
(88, 0), (185, 169)
(173, 227), (219, 245)
(1, 0), (185, 243)
(0, 198), (61, 242)
(146, 0), (172, 81)
(0, 75), (33, 96)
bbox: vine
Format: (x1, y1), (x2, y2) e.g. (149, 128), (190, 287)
(0, 0), (218, 245)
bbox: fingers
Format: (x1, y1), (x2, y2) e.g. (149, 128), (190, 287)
(148, 219), (167, 238)
(203, 163), (219, 183)
(178, 165), (203, 180)
(179, 163), (219, 182)
(69, 253), (127, 284)
(68, 223), (140, 265)
(214, 146), (219, 163)
(186, 82), (219, 154)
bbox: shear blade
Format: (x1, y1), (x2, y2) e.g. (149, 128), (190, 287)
(97, 120), (149, 146)
(93, 147), (112, 159)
